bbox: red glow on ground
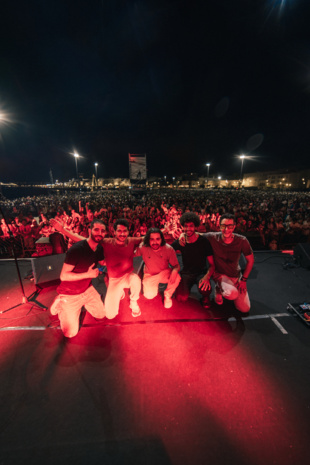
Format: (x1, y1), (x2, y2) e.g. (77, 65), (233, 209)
(118, 320), (305, 464)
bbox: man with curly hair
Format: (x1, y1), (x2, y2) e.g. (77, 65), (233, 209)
(172, 212), (214, 307)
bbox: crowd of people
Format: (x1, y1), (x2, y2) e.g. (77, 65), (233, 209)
(1, 188), (310, 257)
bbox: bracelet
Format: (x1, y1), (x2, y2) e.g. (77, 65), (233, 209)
(241, 276), (248, 282)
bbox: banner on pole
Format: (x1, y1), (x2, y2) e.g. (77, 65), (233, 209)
(129, 153), (147, 180)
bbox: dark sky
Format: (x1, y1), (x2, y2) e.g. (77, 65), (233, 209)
(0, 0), (310, 182)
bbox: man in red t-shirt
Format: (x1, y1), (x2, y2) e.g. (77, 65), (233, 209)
(103, 219), (142, 318)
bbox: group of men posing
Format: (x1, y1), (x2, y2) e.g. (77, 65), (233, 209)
(50, 212), (254, 338)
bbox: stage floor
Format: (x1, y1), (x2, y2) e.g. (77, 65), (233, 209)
(0, 252), (310, 465)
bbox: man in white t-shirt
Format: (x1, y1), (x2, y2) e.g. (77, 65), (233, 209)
(135, 228), (181, 309)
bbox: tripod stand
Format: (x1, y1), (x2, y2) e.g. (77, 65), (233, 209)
(0, 204), (47, 314)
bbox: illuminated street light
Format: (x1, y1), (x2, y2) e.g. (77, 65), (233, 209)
(94, 162), (98, 178)
(73, 152), (79, 187)
(239, 155), (245, 187)
(0, 109), (12, 126)
(206, 163), (211, 188)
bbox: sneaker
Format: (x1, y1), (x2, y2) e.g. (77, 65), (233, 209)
(130, 301), (141, 317)
(215, 291), (223, 305)
(50, 296), (61, 315)
(164, 296), (173, 309)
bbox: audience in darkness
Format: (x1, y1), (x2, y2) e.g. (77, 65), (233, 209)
(1, 189), (310, 257)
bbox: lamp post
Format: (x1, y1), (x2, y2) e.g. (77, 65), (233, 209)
(206, 163), (210, 188)
(239, 155), (245, 188)
(94, 162), (99, 189)
(94, 162), (98, 188)
(73, 152), (79, 187)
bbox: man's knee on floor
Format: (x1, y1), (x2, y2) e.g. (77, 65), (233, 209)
(105, 306), (119, 319)
(143, 290), (158, 300)
(92, 308), (106, 319)
(63, 328), (79, 338)
(235, 302), (250, 313)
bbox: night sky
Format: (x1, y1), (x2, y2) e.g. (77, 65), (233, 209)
(0, 0), (310, 183)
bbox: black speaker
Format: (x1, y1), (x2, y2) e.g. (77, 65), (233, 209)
(31, 253), (66, 285)
(294, 243), (310, 269)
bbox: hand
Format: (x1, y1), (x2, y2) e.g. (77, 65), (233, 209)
(199, 277), (211, 291)
(50, 218), (64, 232)
(179, 233), (186, 247)
(168, 269), (179, 285)
(88, 264), (99, 279)
(237, 280), (247, 294)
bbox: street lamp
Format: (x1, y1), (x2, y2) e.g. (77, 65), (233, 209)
(73, 152), (79, 187)
(239, 155), (245, 187)
(94, 162), (99, 189)
(206, 163), (211, 188)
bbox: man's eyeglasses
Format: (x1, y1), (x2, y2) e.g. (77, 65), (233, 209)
(220, 224), (235, 230)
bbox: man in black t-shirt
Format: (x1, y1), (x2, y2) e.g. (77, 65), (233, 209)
(172, 212), (214, 307)
(50, 220), (106, 338)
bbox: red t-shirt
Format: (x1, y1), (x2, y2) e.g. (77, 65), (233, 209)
(103, 237), (142, 278)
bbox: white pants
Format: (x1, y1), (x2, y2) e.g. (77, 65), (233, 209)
(213, 273), (250, 313)
(51, 286), (105, 338)
(105, 272), (141, 319)
(143, 269), (181, 300)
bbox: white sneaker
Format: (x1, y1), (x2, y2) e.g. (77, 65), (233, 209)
(164, 296), (173, 309)
(130, 301), (141, 317)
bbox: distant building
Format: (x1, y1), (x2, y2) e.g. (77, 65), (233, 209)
(243, 169), (310, 189)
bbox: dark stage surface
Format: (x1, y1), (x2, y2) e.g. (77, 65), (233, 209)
(0, 252), (310, 465)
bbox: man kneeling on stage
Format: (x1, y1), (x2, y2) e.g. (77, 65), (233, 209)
(135, 228), (181, 309)
(50, 220), (106, 338)
(206, 213), (254, 313)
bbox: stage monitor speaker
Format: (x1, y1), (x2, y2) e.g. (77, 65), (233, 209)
(31, 253), (66, 286)
(294, 243), (310, 269)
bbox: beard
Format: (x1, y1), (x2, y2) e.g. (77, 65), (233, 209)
(91, 234), (103, 243)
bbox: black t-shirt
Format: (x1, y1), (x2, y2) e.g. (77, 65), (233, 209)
(57, 240), (104, 295)
(171, 234), (213, 275)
